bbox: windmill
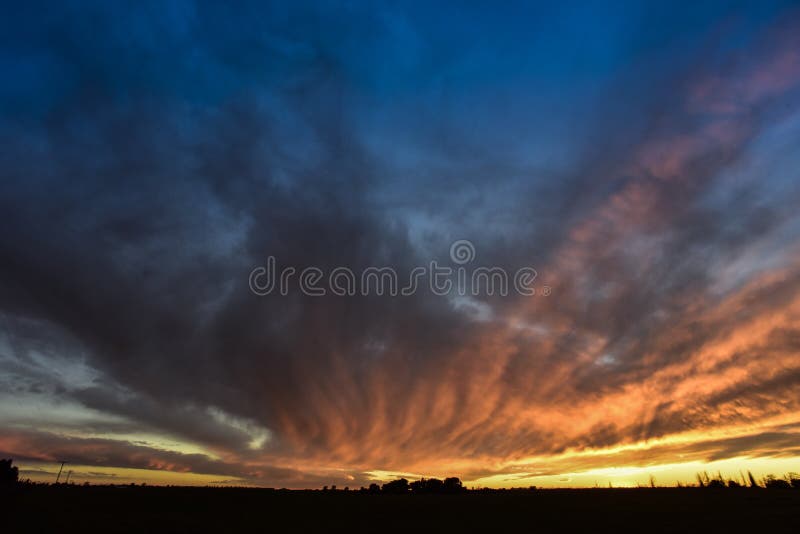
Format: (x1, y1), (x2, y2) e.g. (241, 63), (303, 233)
(55, 461), (67, 484)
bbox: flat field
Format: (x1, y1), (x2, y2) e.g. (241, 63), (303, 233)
(4, 485), (800, 533)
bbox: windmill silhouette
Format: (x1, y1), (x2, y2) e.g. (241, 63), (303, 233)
(55, 461), (67, 484)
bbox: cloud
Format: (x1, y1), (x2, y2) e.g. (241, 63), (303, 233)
(1, 2), (799, 486)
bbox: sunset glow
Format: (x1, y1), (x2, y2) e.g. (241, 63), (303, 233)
(2, 1), (800, 489)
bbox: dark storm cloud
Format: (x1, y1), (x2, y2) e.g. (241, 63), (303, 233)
(0, 0), (486, 463)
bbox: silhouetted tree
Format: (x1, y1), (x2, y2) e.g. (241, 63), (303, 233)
(410, 478), (444, 493)
(368, 483), (380, 493)
(407, 477), (465, 494)
(443, 477), (465, 493)
(381, 478), (409, 494)
(0, 459), (18, 485)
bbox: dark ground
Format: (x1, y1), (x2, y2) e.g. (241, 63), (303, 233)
(3, 485), (800, 533)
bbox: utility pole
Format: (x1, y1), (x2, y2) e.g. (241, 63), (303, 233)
(65, 470), (73, 484)
(55, 461), (67, 484)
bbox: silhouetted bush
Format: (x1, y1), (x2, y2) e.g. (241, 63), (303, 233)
(381, 478), (409, 494)
(328, 472), (800, 495)
(690, 471), (800, 490)
(408, 477), (465, 494)
(0, 459), (19, 485)
(443, 477), (465, 493)
(763, 475), (791, 490)
(410, 478), (444, 494)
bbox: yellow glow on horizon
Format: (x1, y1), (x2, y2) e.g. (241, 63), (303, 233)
(12, 412), (800, 489)
(470, 456), (800, 489)
(15, 454), (800, 489)
(422, 412), (800, 484)
(18, 461), (247, 486)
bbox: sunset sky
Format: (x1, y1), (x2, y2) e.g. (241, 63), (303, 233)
(2, 1), (800, 489)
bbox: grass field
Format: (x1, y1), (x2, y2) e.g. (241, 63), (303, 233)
(4, 485), (800, 533)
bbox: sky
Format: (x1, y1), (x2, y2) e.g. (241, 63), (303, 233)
(1, 0), (800, 489)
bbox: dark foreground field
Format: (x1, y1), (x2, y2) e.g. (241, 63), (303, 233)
(4, 485), (800, 533)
